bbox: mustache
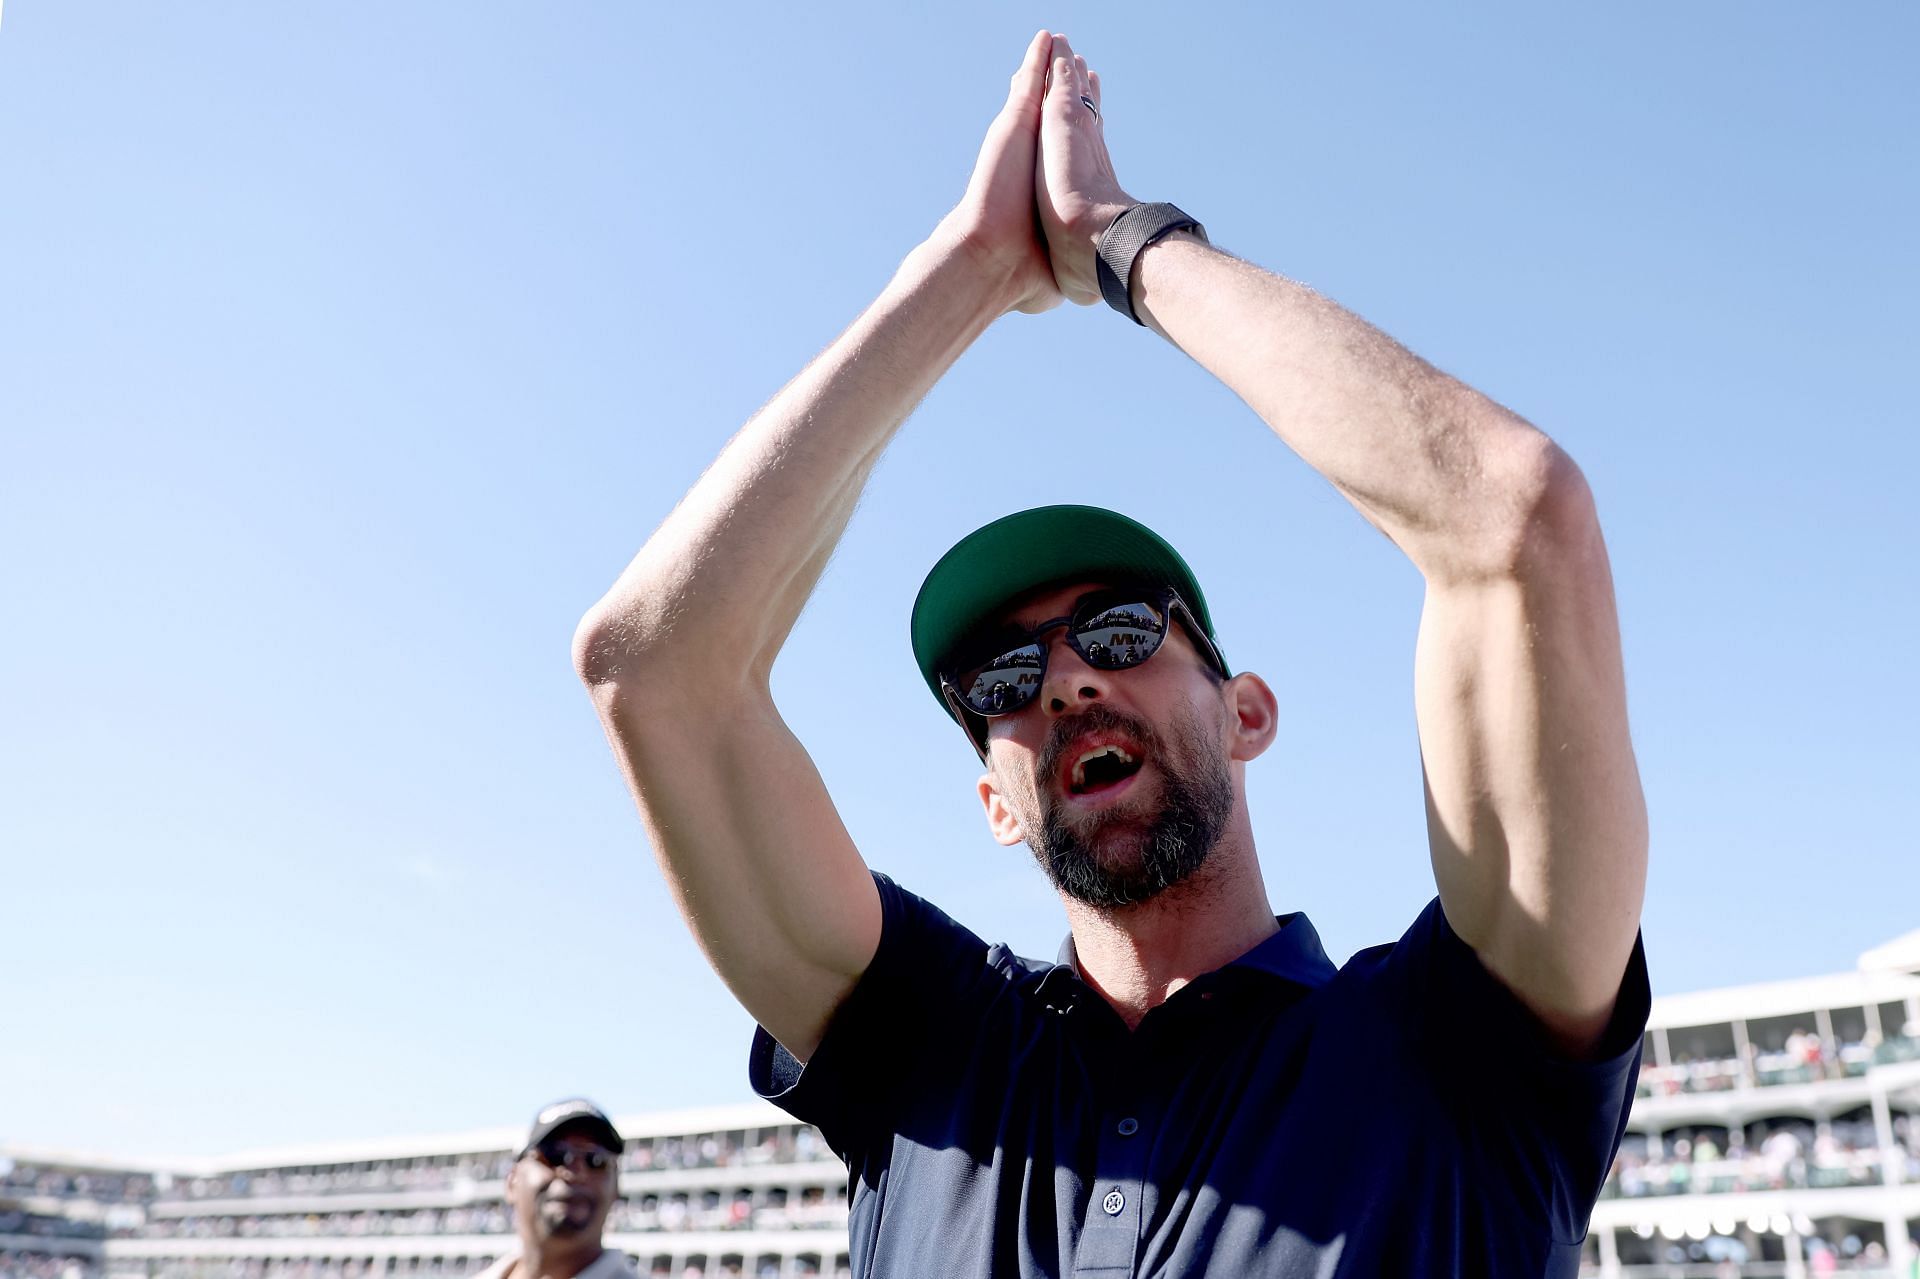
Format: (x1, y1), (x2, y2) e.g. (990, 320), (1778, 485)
(1038, 703), (1157, 784)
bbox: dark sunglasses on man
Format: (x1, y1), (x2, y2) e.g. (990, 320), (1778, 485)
(939, 586), (1229, 755)
(531, 1143), (613, 1173)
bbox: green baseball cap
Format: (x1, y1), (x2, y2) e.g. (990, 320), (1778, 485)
(910, 505), (1228, 724)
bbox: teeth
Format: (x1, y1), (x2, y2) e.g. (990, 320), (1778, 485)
(1070, 744), (1138, 790)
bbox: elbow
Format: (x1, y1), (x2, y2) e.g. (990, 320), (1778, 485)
(572, 606), (691, 753)
(1463, 430), (1606, 584)
(573, 590), (677, 694)
(572, 603), (674, 694)
(572, 603), (633, 691)
(573, 599), (766, 706)
(1512, 440), (1607, 579)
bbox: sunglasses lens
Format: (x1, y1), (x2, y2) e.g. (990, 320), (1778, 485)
(960, 642), (1045, 716)
(1073, 598), (1168, 669)
(537, 1145), (610, 1171)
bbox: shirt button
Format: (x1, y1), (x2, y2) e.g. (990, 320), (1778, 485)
(1102, 1189), (1125, 1216)
(1116, 1117), (1139, 1137)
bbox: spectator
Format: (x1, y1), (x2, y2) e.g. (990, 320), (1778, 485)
(1761, 1127), (1805, 1186)
(472, 1100), (637, 1279)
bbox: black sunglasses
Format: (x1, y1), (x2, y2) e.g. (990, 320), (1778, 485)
(939, 587), (1226, 747)
(531, 1144), (613, 1173)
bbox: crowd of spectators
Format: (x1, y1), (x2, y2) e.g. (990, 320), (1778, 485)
(638, 1259), (849, 1279)
(619, 1129), (824, 1177)
(1614, 1233), (1918, 1276)
(131, 1208), (512, 1244)
(608, 1188), (848, 1235)
(0, 1170), (153, 1207)
(1637, 1027), (1920, 1099)
(153, 1128), (834, 1207)
(131, 1256), (854, 1279)
(125, 1186), (850, 1244)
(1604, 1115), (1920, 1199)
(0, 1215), (105, 1244)
(143, 1259), (495, 1279)
(156, 1163), (512, 1207)
(0, 1253), (94, 1279)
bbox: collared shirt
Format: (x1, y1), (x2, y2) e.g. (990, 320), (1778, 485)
(751, 872), (1650, 1278)
(472, 1246), (639, 1279)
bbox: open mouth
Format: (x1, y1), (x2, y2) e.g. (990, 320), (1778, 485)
(1067, 743), (1146, 796)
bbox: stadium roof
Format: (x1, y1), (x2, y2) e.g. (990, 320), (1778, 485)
(1859, 926), (1920, 975)
(1645, 922), (1920, 1031)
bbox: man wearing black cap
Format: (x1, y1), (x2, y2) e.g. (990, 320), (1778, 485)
(576, 29), (1648, 1278)
(475, 1101), (633, 1279)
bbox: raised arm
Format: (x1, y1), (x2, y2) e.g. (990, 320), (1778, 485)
(1034, 37), (1646, 1058)
(573, 31), (1064, 1062)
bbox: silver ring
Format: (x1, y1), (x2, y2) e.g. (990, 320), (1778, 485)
(1080, 94), (1099, 119)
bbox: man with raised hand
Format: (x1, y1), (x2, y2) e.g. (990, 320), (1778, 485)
(575, 29), (1649, 1278)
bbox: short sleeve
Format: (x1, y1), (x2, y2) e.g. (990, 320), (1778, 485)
(1378, 897), (1652, 1244)
(748, 871), (1005, 1164)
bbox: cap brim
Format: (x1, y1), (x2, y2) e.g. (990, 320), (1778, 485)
(910, 505), (1223, 719)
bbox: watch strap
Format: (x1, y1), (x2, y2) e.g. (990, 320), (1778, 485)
(1096, 202), (1208, 325)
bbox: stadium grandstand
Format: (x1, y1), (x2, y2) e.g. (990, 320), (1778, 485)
(2, 1106), (849, 1279)
(5, 928), (1916, 1279)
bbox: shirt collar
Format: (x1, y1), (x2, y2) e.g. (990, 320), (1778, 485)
(1223, 911), (1338, 988)
(1034, 911), (1337, 1009)
(490, 1249), (637, 1279)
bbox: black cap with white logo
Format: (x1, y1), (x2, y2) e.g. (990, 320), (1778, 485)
(517, 1098), (623, 1158)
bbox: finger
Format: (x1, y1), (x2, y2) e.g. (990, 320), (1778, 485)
(1008, 29), (1051, 111)
(1088, 68), (1102, 111)
(1073, 54), (1091, 100)
(1048, 35), (1080, 118)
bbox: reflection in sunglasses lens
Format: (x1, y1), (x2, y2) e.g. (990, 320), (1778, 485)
(966, 644), (1043, 714)
(953, 595), (1178, 717)
(1075, 601), (1165, 669)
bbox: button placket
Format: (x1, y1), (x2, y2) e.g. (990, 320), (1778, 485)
(1072, 1100), (1150, 1277)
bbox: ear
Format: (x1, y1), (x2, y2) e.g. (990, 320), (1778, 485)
(1223, 671), (1279, 762)
(977, 768), (1026, 847)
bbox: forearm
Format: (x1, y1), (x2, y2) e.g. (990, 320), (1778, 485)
(1131, 233), (1569, 582)
(575, 232), (1012, 694)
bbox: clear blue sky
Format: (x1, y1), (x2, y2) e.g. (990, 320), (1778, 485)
(3, 3), (1914, 1161)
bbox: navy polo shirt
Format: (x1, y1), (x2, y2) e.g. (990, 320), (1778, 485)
(751, 872), (1650, 1277)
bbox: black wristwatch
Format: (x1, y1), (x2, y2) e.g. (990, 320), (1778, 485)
(1096, 202), (1208, 325)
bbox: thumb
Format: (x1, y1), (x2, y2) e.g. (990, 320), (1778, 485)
(1003, 29), (1052, 117)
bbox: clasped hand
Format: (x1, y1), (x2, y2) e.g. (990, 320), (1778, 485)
(941, 31), (1137, 316)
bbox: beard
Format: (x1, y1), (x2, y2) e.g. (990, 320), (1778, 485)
(1023, 700), (1235, 909)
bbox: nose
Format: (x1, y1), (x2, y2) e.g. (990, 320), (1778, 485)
(1038, 630), (1110, 716)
